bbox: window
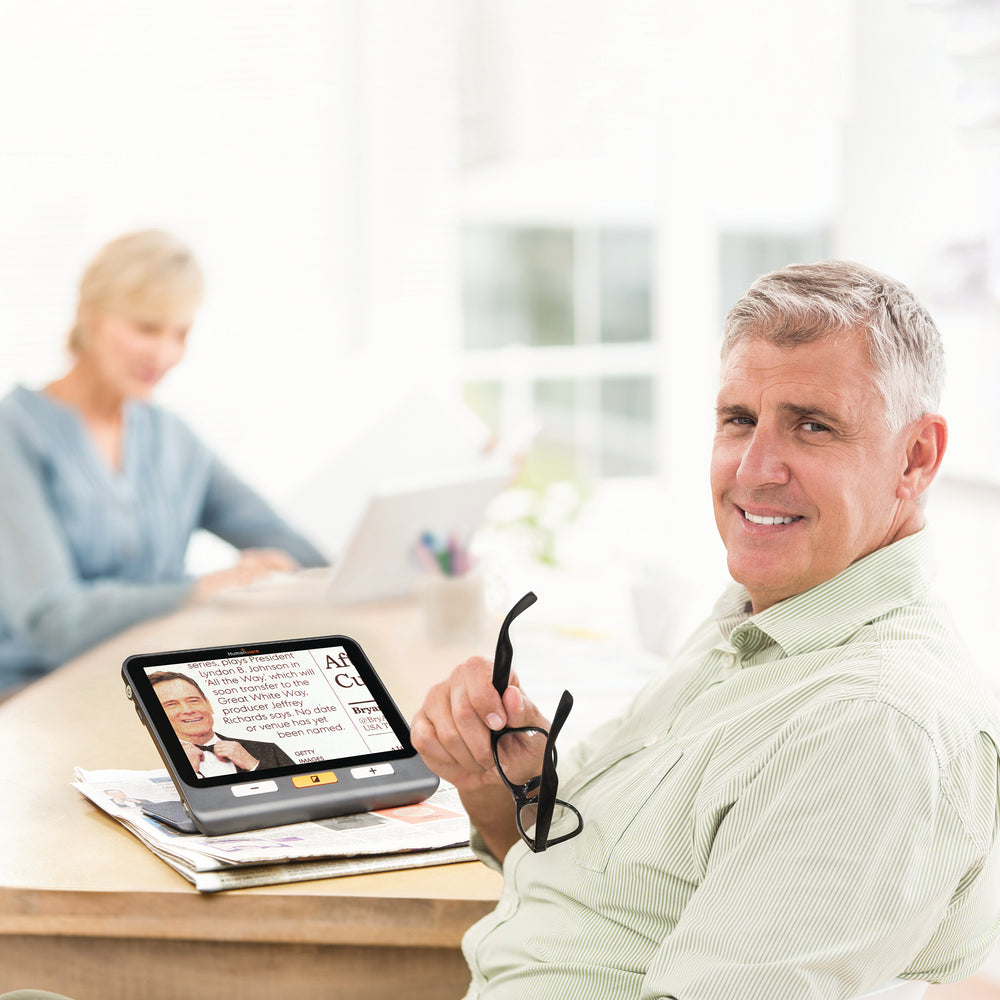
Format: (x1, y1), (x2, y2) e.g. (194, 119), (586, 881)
(718, 229), (832, 327)
(460, 224), (656, 485)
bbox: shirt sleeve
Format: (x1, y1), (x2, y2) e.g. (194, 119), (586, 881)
(467, 825), (506, 873)
(196, 453), (328, 568)
(643, 698), (999, 999)
(0, 420), (192, 670)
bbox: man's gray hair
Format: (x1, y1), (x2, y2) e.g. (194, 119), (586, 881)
(722, 261), (945, 430)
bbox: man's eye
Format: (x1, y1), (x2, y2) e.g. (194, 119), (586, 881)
(801, 421), (831, 434)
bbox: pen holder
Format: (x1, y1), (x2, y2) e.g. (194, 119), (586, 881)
(417, 570), (486, 643)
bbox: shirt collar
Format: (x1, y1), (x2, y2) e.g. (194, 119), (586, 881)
(712, 531), (935, 659)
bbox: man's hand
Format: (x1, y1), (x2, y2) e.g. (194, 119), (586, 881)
(180, 740), (205, 773)
(212, 740), (260, 771)
(411, 655), (550, 861)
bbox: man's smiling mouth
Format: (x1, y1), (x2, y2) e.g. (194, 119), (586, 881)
(741, 508), (801, 526)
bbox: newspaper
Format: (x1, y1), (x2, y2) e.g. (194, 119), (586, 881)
(74, 767), (476, 893)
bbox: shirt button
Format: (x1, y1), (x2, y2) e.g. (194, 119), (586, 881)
(497, 896), (517, 918)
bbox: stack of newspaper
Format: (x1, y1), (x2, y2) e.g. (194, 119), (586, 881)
(73, 767), (476, 893)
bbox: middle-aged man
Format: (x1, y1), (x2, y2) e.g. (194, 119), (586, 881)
(412, 261), (1000, 999)
(148, 670), (294, 777)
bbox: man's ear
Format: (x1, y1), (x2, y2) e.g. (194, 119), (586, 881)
(897, 414), (947, 501)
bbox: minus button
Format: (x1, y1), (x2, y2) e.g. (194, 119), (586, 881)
(231, 780), (278, 798)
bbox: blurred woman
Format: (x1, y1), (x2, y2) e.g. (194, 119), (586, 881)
(0, 229), (327, 696)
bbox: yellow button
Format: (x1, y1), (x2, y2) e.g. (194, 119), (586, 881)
(292, 772), (338, 788)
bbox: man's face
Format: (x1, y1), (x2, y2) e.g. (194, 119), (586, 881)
(154, 679), (215, 745)
(711, 331), (912, 613)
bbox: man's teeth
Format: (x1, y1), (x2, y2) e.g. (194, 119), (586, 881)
(743, 510), (796, 526)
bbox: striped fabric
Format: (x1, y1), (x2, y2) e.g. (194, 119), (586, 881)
(463, 531), (1000, 999)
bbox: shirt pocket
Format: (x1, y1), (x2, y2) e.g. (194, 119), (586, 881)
(565, 734), (683, 873)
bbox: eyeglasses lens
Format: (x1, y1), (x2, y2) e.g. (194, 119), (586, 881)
(518, 799), (582, 842)
(494, 727), (549, 786)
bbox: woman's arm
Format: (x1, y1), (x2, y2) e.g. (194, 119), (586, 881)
(197, 453), (328, 568)
(0, 421), (191, 669)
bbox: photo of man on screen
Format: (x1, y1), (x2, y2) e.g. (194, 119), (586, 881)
(147, 671), (294, 779)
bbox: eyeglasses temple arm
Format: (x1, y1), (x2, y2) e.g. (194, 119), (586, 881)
(534, 689), (574, 848)
(491, 591), (537, 696)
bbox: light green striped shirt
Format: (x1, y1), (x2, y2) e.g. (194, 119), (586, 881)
(463, 531), (1000, 999)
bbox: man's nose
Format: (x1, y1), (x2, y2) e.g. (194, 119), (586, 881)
(735, 424), (792, 488)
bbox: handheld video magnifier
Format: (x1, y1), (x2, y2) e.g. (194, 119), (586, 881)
(122, 634), (439, 835)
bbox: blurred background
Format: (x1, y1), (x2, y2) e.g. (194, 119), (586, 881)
(1, 0), (998, 681)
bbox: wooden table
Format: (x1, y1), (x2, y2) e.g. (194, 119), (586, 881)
(0, 592), (503, 1000)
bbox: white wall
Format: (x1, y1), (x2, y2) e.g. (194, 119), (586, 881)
(0, 0), (361, 499)
(0, 1), (478, 526)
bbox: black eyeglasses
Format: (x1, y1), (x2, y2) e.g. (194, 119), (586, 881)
(490, 592), (583, 853)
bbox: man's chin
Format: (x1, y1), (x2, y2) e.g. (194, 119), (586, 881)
(180, 729), (213, 743)
(727, 556), (799, 604)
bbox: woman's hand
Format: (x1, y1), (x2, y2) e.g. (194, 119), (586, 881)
(191, 548), (299, 601)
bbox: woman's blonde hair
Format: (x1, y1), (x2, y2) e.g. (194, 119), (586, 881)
(69, 229), (205, 353)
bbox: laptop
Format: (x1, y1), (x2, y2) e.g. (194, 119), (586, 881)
(323, 468), (510, 604)
(214, 466), (510, 607)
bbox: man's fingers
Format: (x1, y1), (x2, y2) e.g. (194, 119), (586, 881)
(412, 707), (479, 777)
(501, 684), (547, 731)
(416, 677), (490, 775)
(411, 656), (519, 786)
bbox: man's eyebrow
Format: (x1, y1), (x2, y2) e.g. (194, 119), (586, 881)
(779, 402), (846, 428)
(715, 402), (753, 420)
